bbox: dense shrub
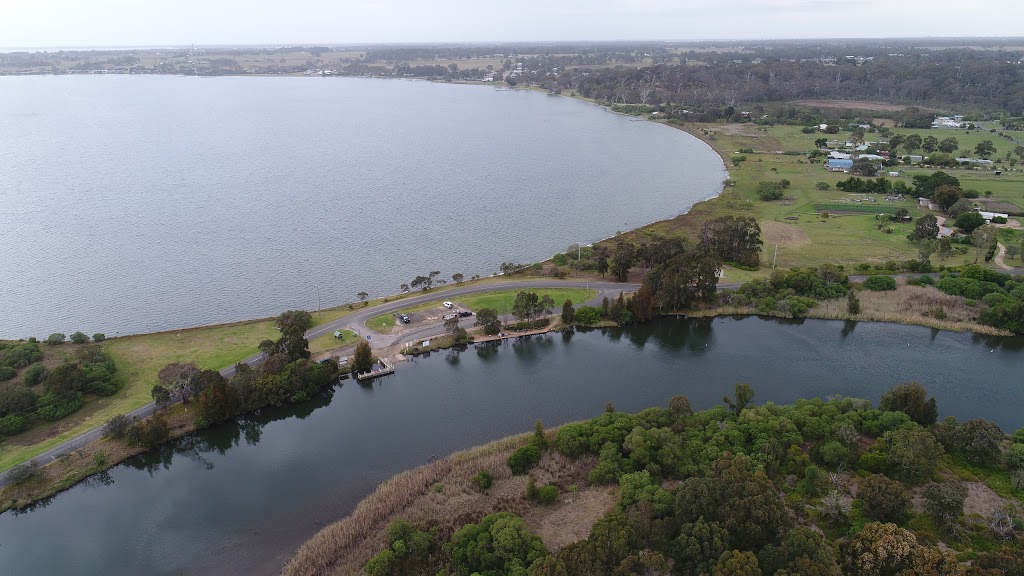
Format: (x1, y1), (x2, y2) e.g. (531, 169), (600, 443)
(45, 333), (66, 345)
(537, 484), (559, 505)
(507, 444), (542, 475)
(102, 414), (134, 439)
(472, 471), (493, 490)
(22, 363), (47, 386)
(757, 181), (785, 201)
(863, 275), (897, 291)
(0, 342), (43, 369)
(125, 413), (170, 448)
(92, 333), (106, 342)
(951, 419), (1005, 465)
(0, 414), (28, 437)
(0, 367), (16, 382)
(34, 392), (84, 421)
(574, 306), (604, 326)
(880, 381), (938, 426)
(69, 331), (89, 344)
(858, 474), (911, 524)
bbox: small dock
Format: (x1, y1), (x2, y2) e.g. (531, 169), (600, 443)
(356, 357), (395, 381)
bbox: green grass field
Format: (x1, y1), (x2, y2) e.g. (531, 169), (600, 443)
(625, 121), (1017, 272)
(309, 329), (359, 355)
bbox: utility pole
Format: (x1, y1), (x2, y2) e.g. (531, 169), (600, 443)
(772, 245), (779, 269)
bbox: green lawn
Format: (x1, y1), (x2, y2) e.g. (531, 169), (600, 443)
(309, 329), (359, 355)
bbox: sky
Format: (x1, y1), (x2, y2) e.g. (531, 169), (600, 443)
(2, 0), (1023, 49)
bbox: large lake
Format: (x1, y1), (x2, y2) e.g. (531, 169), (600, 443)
(0, 316), (1021, 575)
(0, 76), (724, 339)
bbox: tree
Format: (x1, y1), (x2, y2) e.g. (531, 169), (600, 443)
(676, 453), (790, 551)
(92, 333), (106, 342)
(448, 512), (548, 575)
(975, 140), (997, 158)
(884, 426), (944, 483)
(951, 419), (1004, 465)
(45, 333), (66, 345)
(858, 474), (912, 524)
(956, 211), (985, 234)
(399, 283), (410, 293)
(475, 308), (502, 335)
(922, 135), (939, 153)
(508, 444), (541, 474)
(643, 247), (721, 311)
(69, 331), (89, 344)
(194, 377), (241, 428)
(814, 138), (828, 148)
(275, 310), (314, 335)
(596, 250), (610, 277)
(352, 340), (373, 374)
(513, 291), (541, 323)
(880, 382), (938, 426)
(947, 198), (975, 219)
(932, 185), (962, 211)
(757, 181), (784, 201)
(151, 384), (172, 408)
(923, 482), (967, 527)
(904, 134), (923, 153)
(714, 550), (762, 576)
(699, 216), (763, 267)
(851, 158), (878, 177)
(540, 295), (555, 318)
(561, 299), (576, 324)
(612, 241), (636, 282)
(102, 414), (133, 439)
(723, 383), (754, 417)
(840, 522), (917, 576)
(672, 517), (730, 576)
(452, 273), (464, 284)
(970, 224), (998, 263)
(917, 239), (938, 263)
(887, 134), (906, 152)
(905, 214), (940, 243)
(157, 362), (200, 402)
(938, 137), (959, 154)
(847, 290), (861, 315)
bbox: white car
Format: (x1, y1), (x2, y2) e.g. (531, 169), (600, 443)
(442, 313), (457, 321)
(443, 301), (454, 309)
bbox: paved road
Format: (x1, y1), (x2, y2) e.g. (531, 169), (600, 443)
(3, 278), (644, 483)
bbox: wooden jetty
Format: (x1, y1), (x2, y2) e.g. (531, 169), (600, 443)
(356, 357), (395, 381)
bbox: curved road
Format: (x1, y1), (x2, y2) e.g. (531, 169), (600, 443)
(4, 278), (648, 482)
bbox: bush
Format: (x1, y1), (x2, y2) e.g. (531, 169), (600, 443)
(0, 414), (28, 437)
(863, 275), (897, 291)
(859, 474), (911, 524)
(992, 216), (1008, 224)
(537, 484), (559, 505)
(880, 382), (938, 426)
(757, 181), (785, 201)
(507, 444), (542, 475)
(93, 333), (106, 342)
(0, 367), (15, 382)
(472, 471), (493, 490)
(923, 482), (967, 524)
(818, 440), (850, 468)
(125, 413), (170, 448)
(35, 391), (84, 421)
(69, 331), (89, 344)
(815, 181), (831, 190)
(951, 419), (1004, 466)
(4, 461), (41, 485)
(45, 333), (66, 345)
(22, 363), (47, 386)
(574, 306), (603, 326)
(102, 414), (134, 439)
(1007, 444), (1024, 469)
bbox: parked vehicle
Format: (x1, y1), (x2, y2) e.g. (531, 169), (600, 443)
(443, 301), (454, 309)
(442, 313), (457, 321)
(458, 310), (472, 318)
(398, 314), (410, 323)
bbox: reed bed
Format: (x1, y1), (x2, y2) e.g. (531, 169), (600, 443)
(282, 431), (598, 576)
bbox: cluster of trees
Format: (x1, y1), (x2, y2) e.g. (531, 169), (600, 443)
(104, 310), (340, 448)
(935, 266), (1024, 333)
(0, 343), (121, 439)
(721, 264), (850, 317)
(364, 382), (1024, 575)
(756, 179), (790, 201)
(835, 176), (909, 196)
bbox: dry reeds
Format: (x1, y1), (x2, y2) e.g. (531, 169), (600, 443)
(282, 431), (599, 576)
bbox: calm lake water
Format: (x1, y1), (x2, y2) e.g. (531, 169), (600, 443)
(0, 75), (724, 339)
(0, 316), (1021, 575)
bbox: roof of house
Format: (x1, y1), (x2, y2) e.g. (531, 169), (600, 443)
(826, 159), (853, 168)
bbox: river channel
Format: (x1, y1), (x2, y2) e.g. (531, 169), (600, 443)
(0, 316), (1022, 575)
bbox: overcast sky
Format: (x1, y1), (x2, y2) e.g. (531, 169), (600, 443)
(3, 0), (1023, 49)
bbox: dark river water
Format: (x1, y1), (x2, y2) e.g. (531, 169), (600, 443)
(0, 75), (724, 339)
(0, 316), (1021, 575)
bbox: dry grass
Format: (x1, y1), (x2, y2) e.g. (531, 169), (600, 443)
(0, 405), (195, 513)
(761, 220), (810, 247)
(283, 431), (601, 576)
(692, 284), (1011, 337)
